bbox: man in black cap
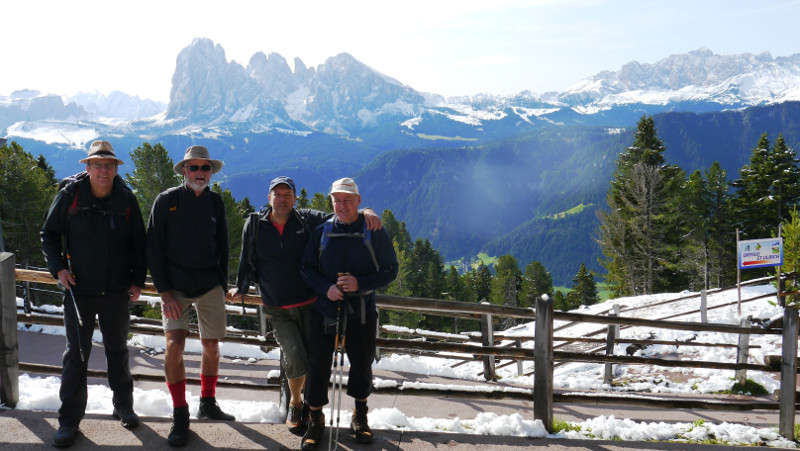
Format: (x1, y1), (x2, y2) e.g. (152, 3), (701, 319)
(229, 176), (381, 436)
(146, 145), (234, 447)
(41, 140), (146, 447)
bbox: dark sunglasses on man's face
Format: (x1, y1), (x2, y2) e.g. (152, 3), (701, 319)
(187, 165), (212, 172)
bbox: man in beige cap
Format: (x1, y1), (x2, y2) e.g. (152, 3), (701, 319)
(299, 177), (398, 450)
(146, 145), (233, 447)
(41, 140), (146, 447)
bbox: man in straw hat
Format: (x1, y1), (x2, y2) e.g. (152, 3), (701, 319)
(41, 140), (147, 447)
(146, 145), (233, 447)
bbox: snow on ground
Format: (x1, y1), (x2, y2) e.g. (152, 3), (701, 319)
(5, 284), (798, 447)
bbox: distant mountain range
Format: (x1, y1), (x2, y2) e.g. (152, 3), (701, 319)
(3, 39), (800, 283)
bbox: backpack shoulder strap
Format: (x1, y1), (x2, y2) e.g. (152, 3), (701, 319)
(318, 217), (335, 260)
(361, 221), (380, 272)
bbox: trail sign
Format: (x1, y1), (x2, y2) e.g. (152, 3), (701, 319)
(738, 238), (783, 269)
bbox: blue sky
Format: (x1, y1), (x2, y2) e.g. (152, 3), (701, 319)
(4, 0), (800, 102)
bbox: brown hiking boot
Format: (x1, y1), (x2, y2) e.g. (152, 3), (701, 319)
(301, 410), (325, 450)
(350, 405), (373, 444)
(286, 402), (309, 435)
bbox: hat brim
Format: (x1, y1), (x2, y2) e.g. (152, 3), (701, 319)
(174, 159), (224, 175)
(80, 155), (124, 165)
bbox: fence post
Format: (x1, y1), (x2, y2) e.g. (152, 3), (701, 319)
(700, 289), (708, 323)
(480, 301), (496, 381)
(604, 304), (620, 385)
(515, 340), (523, 377)
(534, 295), (554, 432)
(0, 252), (19, 408)
(779, 307), (798, 440)
(735, 316), (751, 386)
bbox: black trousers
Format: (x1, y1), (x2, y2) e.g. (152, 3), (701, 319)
(305, 307), (377, 408)
(59, 291), (133, 428)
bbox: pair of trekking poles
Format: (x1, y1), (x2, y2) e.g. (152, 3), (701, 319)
(328, 272), (350, 451)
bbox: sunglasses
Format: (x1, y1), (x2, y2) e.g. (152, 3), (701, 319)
(187, 165), (212, 172)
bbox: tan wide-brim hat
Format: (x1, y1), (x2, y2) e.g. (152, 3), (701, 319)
(173, 145), (223, 175)
(79, 140), (124, 165)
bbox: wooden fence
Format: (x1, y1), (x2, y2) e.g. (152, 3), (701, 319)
(2, 251), (799, 439)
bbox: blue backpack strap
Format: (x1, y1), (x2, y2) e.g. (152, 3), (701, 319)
(318, 218), (335, 260)
(361, 222), (379, 271)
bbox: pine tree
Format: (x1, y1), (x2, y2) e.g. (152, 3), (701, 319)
(297, 188), (310, 208)
(309, 192), (331, 212)
(597, 115), (684, 296)
(780, 207), (800, 308)
(470, 262), (493, 302)
(212, 183), (248, 283)
(126, 142), (182, 222)
(0, 142), (56, 266)
(520, 260), (553, 308)
(570, 263), (599, 307)
(731, 133), (800, 240)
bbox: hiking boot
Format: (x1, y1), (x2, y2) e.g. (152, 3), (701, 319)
(197, 396), (235, 421)
(286, 402), (309, 436)
(301, 410), (325, 450)
(167, 406), (190, 447)
(52, 425), (79, 448)
(112, 407), (140, 429)
(350, 405), (373, 444)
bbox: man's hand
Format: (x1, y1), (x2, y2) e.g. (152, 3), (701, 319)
(363, 208), (383, 231)
(128, 285), (142, 302)
(228, 288), (242, 302)
(337, 274), (359, 293)
(57, 269), (75, 288)
(160, 291), (183, 320)
(327, 284), (344, 301)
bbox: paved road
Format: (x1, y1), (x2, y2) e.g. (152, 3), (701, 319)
(3, 329), (796, 450)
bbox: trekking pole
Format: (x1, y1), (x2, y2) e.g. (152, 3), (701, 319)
(58, 281), (86, 363)
(328, 297), (343, 451)
(64, 256), (86, 363)
(332, 313), (347, 450)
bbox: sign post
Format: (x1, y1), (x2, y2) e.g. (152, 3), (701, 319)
(737, 235), (783, 313)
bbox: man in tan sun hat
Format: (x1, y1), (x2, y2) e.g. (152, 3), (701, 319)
(41, 140), (146, 447)
(146, 145), (233, 447)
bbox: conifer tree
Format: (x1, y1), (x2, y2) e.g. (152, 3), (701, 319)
(0, 141), (55, 266)
(569, 263), (599, 307)
(520, 260), (553, 308)
(212, 183), (251, 283)
(296, 188), (309, 208)
(780, 208), (800, 307)
(309, 192), (331, 212)
(126, 142), (181, 222)
(732, 133), (800, 240)
(470, 262), (493, 302)
(597, 115), (684, 296)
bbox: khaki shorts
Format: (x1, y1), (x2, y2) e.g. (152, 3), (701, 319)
(162, 285), (227, 340)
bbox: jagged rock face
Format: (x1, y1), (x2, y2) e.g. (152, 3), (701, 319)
(165, 39), (426, 132)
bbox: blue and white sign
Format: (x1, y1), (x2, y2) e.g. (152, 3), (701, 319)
(738, 237), (783, 269)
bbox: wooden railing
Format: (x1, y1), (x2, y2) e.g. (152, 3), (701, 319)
(2, 252), (799, 440)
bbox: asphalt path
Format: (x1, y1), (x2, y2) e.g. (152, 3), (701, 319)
(2, 329), (796, 450)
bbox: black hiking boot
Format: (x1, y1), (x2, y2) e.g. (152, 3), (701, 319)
(52, 425), (79, 448)
(286, 402), (309, 435)
(350, 404), (373, 444)
(301, 409), (325, 450)
(112, 407), (140, 429)
(197, 396), (235, 421)
(167, 406), (190, 447)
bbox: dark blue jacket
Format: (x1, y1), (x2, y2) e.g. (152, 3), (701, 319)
(235, 207), (330, 308)
(301, 214), (398, 319)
